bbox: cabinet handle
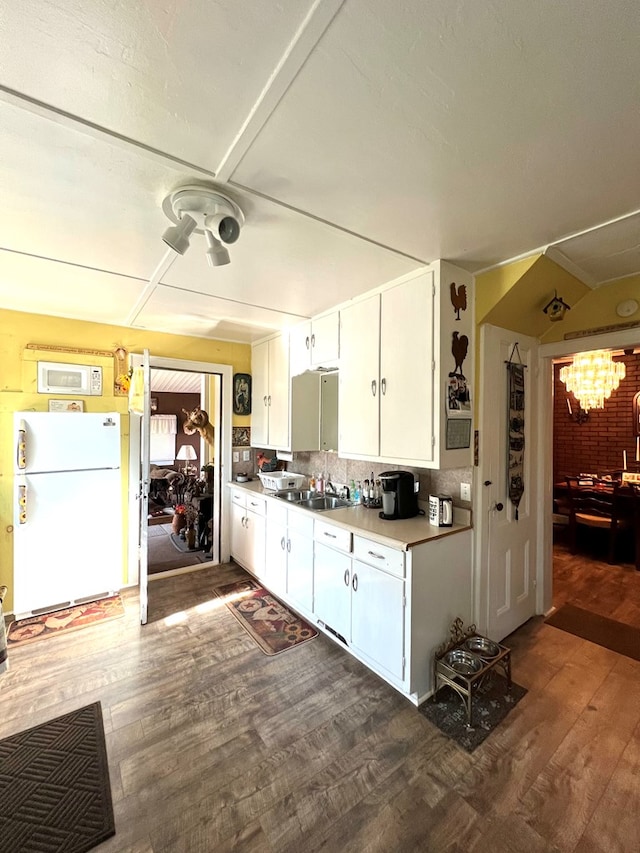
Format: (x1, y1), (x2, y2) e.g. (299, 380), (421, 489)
(305, 335), (310, 350)
(381, 377), (386, 395)
(343, 568), (350, 587)
(250, 501), (259, 507)
(268, 395), (272, 406)
(311, 333), (315, 348)
(367, 550), (385, 560)
(280, 536), (286, 550)
(352, 572), (358, 592)
(263, 395), (268, 407)
(287, 539), (291, 553)
(323, 531), (337, 539)
(371, 380), (377, 397)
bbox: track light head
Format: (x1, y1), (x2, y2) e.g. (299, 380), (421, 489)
(205, 229), (231, 267)
(204, 212), (241, 245)
(162, 213), (197, 255)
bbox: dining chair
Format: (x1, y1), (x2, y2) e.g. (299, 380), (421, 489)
(565, 477), (632, 564)
(631, 484), (640, 572)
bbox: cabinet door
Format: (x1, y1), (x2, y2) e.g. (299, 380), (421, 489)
(313, 543), (351, 642)
(246, 510), (266, 578)
(230, 502), (248, 567)
(267, 334), (290, 450)
(251, 339), (269, 446)
(380, 272), (435, 461)
(286, 528), (314, 613)
(310, 312), (339, 367)
(350, 560), (405, 681)
(339, 294), (380, 456)
(265, 520), (288, 594)
(289, 321), (312, 377)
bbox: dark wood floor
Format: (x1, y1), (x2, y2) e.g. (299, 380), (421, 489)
(2, 552), (640, 852)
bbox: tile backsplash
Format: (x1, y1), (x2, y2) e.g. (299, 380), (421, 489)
(247, 448), (473, 508)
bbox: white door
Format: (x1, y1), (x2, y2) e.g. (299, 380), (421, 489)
(339, 294), (380, 456)
(267, 334), (290, 450)
(139, 350), (151, 625)
(380, 272), (434, 461)
(350, 560), (405, 681)
(251, 339), (269, 446)
(477, 325), (539, 641)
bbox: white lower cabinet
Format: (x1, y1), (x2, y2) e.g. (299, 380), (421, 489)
(230, 489), (266, 579)
(350, 559), (405, 681)
(264, 502), (314, 612)
(314, 542), (351, 642)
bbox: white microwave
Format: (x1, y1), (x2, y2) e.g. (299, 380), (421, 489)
(37, 361), (103, 396)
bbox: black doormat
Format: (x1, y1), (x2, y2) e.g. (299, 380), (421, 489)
(546, 603), (640, 662)
(418, 674), (527, 753)
(0, 702), (115, 853)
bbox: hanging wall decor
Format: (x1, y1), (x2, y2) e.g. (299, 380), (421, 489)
(233, 373), (251, 415)
(506, 343), (526, 520)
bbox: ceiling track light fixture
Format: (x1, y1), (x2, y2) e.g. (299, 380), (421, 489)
(161, 184), (244, 265)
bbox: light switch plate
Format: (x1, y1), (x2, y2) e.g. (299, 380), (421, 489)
(242, 449), (251, 461)
(233, 451), (239, 462)
(460, 482), (472, 501)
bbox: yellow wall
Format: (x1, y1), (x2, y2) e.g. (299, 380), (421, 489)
(0, 308), (251, 611)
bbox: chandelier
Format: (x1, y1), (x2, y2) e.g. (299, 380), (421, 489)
(559, 350), (625, 411)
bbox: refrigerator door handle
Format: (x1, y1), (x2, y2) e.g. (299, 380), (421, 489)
(18, 479), (27, 524)
(17, 420), (26, 470)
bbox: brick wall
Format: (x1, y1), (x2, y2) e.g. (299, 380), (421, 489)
(554, 352), (640, 481)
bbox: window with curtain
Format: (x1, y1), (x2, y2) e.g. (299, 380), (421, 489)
(150, 414), (177, 465)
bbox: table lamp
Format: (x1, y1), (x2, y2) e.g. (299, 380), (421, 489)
(176, 444), (197, 474)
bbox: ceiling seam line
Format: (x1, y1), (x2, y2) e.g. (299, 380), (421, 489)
(215, 0), (347, 183)
(0, 85), (218, 179)
(0, 245), (150, 283)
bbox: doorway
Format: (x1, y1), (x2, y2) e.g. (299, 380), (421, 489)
(127, 355), (233, 617)
(147, 367), (212, 576)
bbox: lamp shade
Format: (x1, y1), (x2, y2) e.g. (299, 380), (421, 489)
(176, 445), (197, 461)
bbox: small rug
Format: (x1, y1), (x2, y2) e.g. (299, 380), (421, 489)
(7, 596), (125, 647)
(418, 674), (527, 753)
(215, 579), (318, 655)
(546, 603), (640, 662)
(0, 701), (115, 853)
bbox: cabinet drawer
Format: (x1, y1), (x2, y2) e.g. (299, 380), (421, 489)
(314, 520), (352, 553)
(353, 535), (405, 578)
(230, 489), (247, 509)
(245, 495), (267, 516)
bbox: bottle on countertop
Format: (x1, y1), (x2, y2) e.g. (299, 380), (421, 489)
(309, 476), (316, 493)
(355, 481), (362, 503)
(350, 479), (356, 500)
(362, 479), (369, 506)
(316, 472), (324, 494)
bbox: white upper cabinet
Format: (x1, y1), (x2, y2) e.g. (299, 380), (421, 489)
(290, 312), (340, 376)
(338, 262), (473, 469)
(251, 333), (290, 450)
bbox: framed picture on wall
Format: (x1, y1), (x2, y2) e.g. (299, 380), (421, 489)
(233, 373), (251, 415)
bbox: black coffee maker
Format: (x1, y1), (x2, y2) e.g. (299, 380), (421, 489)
(378, 471), (419, 520)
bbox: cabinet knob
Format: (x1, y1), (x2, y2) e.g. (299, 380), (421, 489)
(344, 569), (350, 587)
(263, 395), (268, 407)
(371, 380), (377, 397)
(305, 336), (310, 350)
(286, 539), (291, 553)
(381, 377), (386, 395)
(352, 573), (358, 592)
(311, 333), (315, 348)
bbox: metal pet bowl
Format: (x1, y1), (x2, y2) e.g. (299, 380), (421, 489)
(443, 649), (483, 675)
(464, 635), (501, 659)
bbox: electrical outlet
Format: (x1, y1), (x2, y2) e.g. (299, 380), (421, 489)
(233, 451), (239, 463)
(242, 449), (251, 461)
(460, 482), (472, 502)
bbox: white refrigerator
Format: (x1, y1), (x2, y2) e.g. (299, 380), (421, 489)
(13, 411), (123, 617)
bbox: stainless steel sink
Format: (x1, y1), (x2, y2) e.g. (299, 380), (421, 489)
(274, 490), (354, 511)
(295, 496), (353, 511)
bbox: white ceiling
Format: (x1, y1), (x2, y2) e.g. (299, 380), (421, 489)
(1, 0), (640, 343)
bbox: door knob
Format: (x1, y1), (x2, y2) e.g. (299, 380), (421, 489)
(484, 480), (492, 486)
(494, 502), (504, 512)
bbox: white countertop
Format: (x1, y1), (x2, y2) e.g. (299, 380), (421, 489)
(227, 479), (471, 550)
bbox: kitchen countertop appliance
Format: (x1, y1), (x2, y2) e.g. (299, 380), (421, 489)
(378, 470), (419, 520)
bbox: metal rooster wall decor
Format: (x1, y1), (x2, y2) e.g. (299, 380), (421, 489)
(450, 282), (467, 321)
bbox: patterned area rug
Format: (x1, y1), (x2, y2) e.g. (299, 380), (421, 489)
(0, 702), (115, 853)
(216, 579), (318, 655)
(7, 596), (125, 647)
(418, 674), (527, 753)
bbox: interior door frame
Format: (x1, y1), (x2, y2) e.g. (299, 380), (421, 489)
(127, 355), (233, 588)
(537, 324), (640, 615)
